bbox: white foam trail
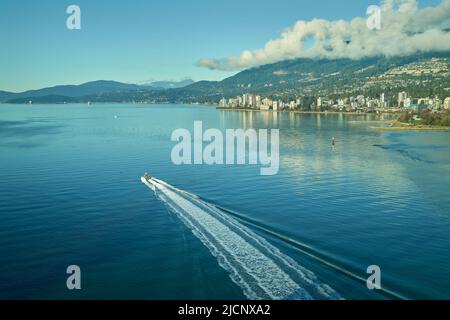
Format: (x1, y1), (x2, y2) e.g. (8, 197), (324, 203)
(142, 177), (341, 300)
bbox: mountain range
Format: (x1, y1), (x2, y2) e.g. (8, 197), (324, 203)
(0, 79), (195, 103)
(2, 52), (450, 104)
(141, 79), (195, 89)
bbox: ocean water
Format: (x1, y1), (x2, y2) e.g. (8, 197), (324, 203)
(0, 103), (450, 300)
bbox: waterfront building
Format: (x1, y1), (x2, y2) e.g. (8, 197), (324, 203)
(273, 101), (279, 111)
(219, 98), (227, 108)
(242, 93), (249, 107)
(289, 101), (296, 110)
(262, 98), (272, 108)
(317, 97), (322, 108)
(255, 95), (261, 108)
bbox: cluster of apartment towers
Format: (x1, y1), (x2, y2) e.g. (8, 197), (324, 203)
(220, 92), (450, 112)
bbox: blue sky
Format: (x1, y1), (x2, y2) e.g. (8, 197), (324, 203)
(0, 0), (442, 92)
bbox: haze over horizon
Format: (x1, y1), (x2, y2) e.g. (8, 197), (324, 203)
(0, 0), (446, 92)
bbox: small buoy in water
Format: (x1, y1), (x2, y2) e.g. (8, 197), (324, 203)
(114, 115), (118, 119)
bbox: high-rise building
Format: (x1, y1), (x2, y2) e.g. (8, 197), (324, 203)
(242, 94), (250, 107)
(289, 101), (296, 110)
(378, 93), (386, 108)
(255, 95), (261, 108)
(242, 93), (256, 108)
(248, 94), (256, 108)
(273, 101), (279, 111)
(398, 92), (408, 107)
(317, 97), (322, 107)
(404, 97), (412, 109)
(219, 98), (227, 108)
(262, 98), (272, 107)
(444, 97), (450, 109)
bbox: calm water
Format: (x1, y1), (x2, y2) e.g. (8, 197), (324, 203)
(1, 103), (450, 300)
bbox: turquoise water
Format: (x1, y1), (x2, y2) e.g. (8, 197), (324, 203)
(0, 103), (450, 299)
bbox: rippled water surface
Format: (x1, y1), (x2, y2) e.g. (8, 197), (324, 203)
(1, 104), (449, 299)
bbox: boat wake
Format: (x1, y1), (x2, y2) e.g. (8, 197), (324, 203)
(142, 177), (341, 300)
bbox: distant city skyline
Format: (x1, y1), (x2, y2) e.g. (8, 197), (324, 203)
(0, 0), (445, 92)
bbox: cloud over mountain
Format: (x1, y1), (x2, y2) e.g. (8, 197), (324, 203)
(197, 0), (450, 71)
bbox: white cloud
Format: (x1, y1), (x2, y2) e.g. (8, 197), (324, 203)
(197, 0), (450, 71)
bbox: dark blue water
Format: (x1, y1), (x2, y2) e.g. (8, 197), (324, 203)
(1, 104), (449, 299)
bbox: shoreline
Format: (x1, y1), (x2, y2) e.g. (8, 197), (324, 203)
(216, 107), (401, 116)
(217, 107), (450, 131)
(371, 125), (450, 132)
(370, 121), (450, 132)
(348, 120), (396, 124)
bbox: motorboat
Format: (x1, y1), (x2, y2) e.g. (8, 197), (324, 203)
(141, 172), (157, 191)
